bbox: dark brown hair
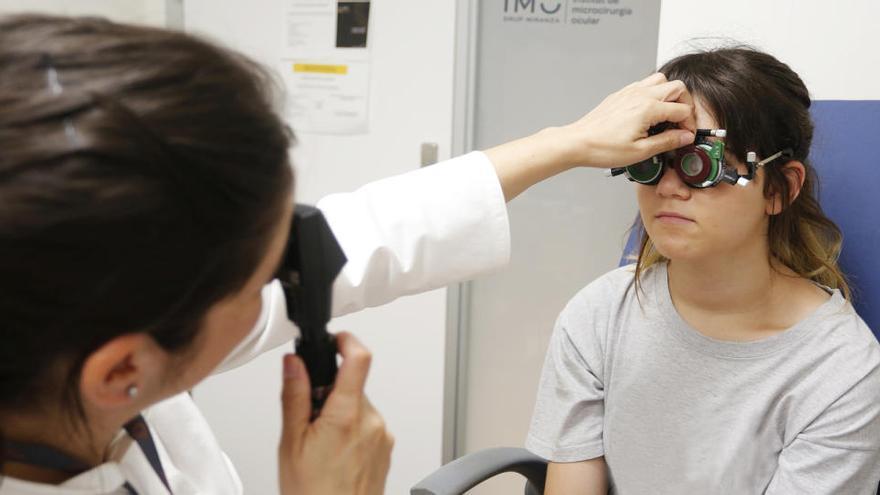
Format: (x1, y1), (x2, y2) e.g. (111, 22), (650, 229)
(0, 14), (293, 435)
(634, 46), (850, 300)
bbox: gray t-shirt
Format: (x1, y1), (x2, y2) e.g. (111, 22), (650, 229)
(526, 263), (880, 494)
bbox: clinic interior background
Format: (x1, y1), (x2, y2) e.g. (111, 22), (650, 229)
(2, 1), (877, 494)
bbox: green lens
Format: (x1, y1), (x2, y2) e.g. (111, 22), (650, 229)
(707, 157), (720, 182)
(676, 144), (722, 187)
(698, 143), (722, 184)
(680, 153), (703, 176)
(626, 159), (662, 183)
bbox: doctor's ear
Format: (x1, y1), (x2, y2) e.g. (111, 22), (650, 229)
(79, 333), (170, 411)
(765, 160), (806, 216)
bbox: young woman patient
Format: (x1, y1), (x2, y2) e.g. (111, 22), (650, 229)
(526, 47), (880, 494)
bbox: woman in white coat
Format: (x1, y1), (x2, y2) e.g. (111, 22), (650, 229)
(0, 14), (695, 495)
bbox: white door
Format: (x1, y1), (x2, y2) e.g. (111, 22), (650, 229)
(452, 1), (660, 493)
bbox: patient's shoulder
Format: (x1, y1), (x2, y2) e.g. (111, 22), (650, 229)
(569, 264), (642, 303)
(560, 264), (642, 324)
(810, 296), (880, 359)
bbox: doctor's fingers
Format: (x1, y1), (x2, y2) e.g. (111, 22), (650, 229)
(611, 73), (664, 98)
(361, 398), (395, 452)
(320, 393), (393, 465)
(357, 400), (395, 494)
(645, 81), (696, 132)
(631, 74), (690, 107)
(636, 127), (697, 158)
(644, 79), (690, 103)
(280, 354), (312, 451)
(631, 72), (668, 88)
(645, 101), (696, 135)
(321, 331), (372, 415)
(334, 331), (372, 394)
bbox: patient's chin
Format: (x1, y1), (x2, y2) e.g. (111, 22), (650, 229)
(650, 237), (702, 262)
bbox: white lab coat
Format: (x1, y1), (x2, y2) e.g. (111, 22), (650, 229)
(0, 152), (510, 494)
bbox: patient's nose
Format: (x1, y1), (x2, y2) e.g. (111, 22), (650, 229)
(656, 164), (691, 200)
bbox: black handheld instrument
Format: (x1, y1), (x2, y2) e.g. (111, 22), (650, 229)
(276, 204), (347, 419)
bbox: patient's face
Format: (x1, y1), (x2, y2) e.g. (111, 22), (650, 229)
(637, 98), (769, 263)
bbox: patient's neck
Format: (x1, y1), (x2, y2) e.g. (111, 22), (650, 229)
(667, 247), (777, 314)
(665, 239), (794, 336)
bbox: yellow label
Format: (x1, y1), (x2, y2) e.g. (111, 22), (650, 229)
(293, 63), (348, 75)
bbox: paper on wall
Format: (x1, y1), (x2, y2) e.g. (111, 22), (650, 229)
(282, 0), (371, 134)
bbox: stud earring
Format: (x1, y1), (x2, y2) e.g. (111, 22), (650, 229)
(126, 385), (139, 398)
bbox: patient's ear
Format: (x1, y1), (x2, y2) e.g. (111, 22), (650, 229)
(766, 161), (805, 215)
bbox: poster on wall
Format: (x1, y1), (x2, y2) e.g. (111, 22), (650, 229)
(280, 0), (372, 134)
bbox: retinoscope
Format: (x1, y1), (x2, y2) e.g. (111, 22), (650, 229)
(275, 204), (347, 419)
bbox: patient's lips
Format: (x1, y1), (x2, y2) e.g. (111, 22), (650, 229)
(655, 211), (694, 224)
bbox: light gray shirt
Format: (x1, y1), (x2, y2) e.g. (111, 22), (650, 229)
(526, 263), (880, 494)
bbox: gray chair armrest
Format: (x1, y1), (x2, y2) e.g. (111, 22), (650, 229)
(411, 447), (548, 495)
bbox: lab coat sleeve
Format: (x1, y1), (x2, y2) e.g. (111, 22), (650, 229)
(320, 150), (510, 316)
(213, 151), (510, 374)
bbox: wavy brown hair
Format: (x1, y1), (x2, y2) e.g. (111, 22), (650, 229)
(0, 14), (293, 459)
(633, 47), (851, 300)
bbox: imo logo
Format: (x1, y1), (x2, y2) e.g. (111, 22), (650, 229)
(504, 0), (563, 15)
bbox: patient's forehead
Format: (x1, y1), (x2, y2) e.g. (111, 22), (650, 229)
(691, 97), (747, 167)
(694, 97), (719, 129)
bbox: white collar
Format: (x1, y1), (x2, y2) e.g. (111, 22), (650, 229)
(0, 462), (128, 494)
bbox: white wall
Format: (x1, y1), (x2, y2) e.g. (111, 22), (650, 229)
(184, 1), (459, 494)
(657, 0), (880, 100)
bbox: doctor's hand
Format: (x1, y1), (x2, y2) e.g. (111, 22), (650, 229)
(485, 72), (696, 201)
(560, 72), (696, 168)
(278, 332), (393, 495)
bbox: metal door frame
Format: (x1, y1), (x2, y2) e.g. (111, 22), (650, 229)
(442, 0), (480, 464)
